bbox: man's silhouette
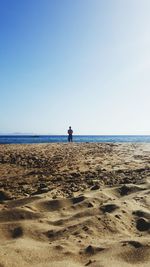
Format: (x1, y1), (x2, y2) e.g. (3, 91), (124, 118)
(68, 126), (73, 142)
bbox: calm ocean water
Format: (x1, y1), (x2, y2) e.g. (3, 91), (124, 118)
(0, 135), (150, 144)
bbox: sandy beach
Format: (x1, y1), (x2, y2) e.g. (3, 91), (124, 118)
(0, 143), (150, 267)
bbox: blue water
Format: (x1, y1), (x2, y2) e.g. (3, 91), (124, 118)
(0, 135), (150, 144)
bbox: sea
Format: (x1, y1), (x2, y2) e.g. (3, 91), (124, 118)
(0, 135), (150, 144)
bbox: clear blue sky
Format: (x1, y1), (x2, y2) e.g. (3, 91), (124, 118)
(0, 0), (150, 134)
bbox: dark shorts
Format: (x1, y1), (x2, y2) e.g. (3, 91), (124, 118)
(68, 134), (73, 142)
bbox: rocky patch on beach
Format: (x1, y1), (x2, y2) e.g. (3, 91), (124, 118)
(0, 143), (150, 199)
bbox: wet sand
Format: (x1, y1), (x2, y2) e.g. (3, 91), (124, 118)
(0, 143), (150, 267)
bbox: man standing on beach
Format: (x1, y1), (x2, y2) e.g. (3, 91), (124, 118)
(68, 126), (73, 142)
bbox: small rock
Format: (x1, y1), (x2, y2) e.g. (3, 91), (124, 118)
(85, 259), (92, 266)
(115, 214), (121, 219)
(87, 202), (94, 208)
(11, 227), (23, 238)
(85, 245), (95, 254)
(136, 218), (150, 231)
(100, 203), (119, 213)
(128, 240), (143, 248)
(91, 184), (100, 190)
(0, 190), (12, 201)
(39, 183), (46, 188)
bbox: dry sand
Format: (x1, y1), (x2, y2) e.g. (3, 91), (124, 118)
(0, 143), (150, 267)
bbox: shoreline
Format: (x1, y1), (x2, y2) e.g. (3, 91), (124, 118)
(1, 134), (150, 145)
